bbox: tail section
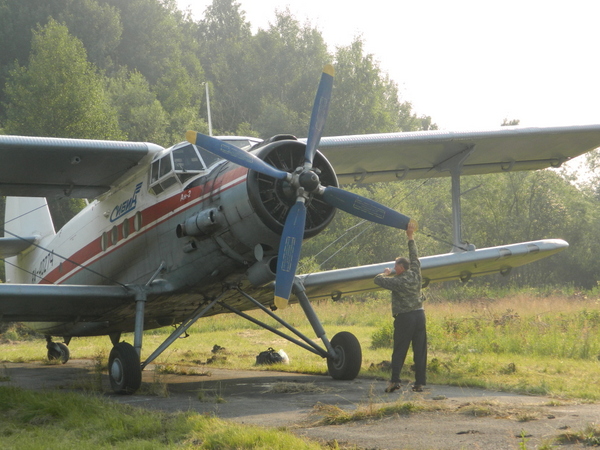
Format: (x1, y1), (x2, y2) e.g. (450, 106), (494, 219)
(3, 197), (56, 282)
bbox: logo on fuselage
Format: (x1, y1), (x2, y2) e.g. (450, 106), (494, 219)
(110, 182), (143, 222)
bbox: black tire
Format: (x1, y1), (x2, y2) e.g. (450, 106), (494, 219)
(108, 342), (142, 395)
(47, 342), (70, 364)
(327, 331), (362, 380)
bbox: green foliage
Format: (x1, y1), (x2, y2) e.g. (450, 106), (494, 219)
(371, 287), (600, 364)
(107, 70), (170, 145)
(2, 0), (600, 290)
(328, 38), (429, 135)
(4, 19), (123, 139)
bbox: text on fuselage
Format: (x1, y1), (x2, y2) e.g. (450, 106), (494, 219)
(110, 182), (143, 223)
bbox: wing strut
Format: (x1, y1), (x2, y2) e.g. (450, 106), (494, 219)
(435, 145), (476, 252)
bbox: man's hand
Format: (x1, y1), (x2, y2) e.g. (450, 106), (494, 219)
(383, 267), (394, 275)
(406, 219), (418, 240)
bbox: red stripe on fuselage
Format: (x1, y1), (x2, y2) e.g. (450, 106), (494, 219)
(39, 166), (248, 284)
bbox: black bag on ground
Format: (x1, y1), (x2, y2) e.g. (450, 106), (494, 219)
(255, 347), (283, 365)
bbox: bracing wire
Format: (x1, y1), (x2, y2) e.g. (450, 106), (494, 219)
(300, 172), (464, 272)
(2, 228), (128, 287)
(0, 162), (140, 286)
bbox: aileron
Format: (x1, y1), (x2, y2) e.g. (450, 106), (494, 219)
(318, 125), (600, 184)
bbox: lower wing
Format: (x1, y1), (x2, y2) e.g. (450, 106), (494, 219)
(299, 239), (567, 300)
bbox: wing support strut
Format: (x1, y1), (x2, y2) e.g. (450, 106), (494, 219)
(436, 145), (476, 252)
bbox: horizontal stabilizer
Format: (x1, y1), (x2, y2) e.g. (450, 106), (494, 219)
(0, 236), (38, 259)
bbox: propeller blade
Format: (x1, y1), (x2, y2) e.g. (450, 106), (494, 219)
(186, 131), (290, 181)
(274, 199), (307, 309)
(304, 65), (334, 166)
(321, 186), (414, 230)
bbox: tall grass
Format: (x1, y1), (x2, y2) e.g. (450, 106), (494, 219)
(3, 285), (600, 399)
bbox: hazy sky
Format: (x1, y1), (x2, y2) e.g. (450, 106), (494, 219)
(177, 0), (600, 131)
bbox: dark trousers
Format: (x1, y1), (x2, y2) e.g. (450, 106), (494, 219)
(391, 309), (427, 385)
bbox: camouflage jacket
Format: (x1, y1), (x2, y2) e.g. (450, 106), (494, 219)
(373, 240), (423, 315)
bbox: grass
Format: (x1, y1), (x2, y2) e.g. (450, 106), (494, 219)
(555, 423), (600, 446)
(3, 287), (600, 448)
(0, 386), (324, 449)
(3, 287), (600, 403)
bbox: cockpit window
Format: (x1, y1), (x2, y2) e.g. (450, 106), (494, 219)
(173, 145), (204, 171)
(148, 138), (261, 196)
(195, 147), (221, 169)
(173, 144), (206, 183)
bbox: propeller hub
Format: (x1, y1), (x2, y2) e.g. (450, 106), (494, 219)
(299, 170), (320, 192)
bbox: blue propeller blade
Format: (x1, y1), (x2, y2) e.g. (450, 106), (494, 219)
(274, 199), (307, 308)
(186, 131), (290, 181)
(304, 65), (334, 166)
(321, 186), (412, 230)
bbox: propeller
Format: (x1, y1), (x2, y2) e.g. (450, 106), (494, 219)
(185, 131), (291, 182)
(187, 64), (416, 309)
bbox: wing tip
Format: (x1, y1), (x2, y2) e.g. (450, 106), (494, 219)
(185, 130), (197, 144)
(323, 64), (335, 77)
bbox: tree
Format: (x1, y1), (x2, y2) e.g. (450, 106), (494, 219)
(196, 0), (255, 134)
(3, 19), (123, 139)
(3, 19), (122, 230)
(249, 9), (329, 137)
(107, 70), (169, 145)
(328, 37), (433, 135)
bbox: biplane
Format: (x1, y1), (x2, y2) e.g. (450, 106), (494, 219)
(1, 65), (598, 394)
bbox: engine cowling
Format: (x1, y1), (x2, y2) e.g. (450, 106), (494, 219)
(246, 138), (338, 239)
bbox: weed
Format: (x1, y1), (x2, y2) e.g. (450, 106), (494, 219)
(197, 381), (226, 403)
(458, 401), (496, 417)
(515, 411), (539, 422)
(557, 423), (600, 445)
(0, 365), (10, 382)
(311, 399), (427, 426)
(266, 381), (330, 394)
(518, 430), (531, 449)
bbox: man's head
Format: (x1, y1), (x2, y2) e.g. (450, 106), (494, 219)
(394, 257), (409, 274)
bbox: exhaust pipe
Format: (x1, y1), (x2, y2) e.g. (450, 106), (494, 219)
(176, 208), (223, 238)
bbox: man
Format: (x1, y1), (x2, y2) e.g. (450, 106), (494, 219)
(374, 220), (426, 393)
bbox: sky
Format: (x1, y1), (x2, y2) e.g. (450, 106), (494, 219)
(176, 0), (600, 132)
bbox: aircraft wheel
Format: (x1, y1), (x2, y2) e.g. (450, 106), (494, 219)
(108, 342), (141, 395)
(47, 342), (70, 364)
(327, 331), (362, 380)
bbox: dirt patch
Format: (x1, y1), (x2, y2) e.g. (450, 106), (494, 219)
(1, 360), (598, 449)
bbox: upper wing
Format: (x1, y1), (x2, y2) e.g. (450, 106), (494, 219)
(299, 239), (567, 300)
(317, 125), (600, 184)
(0, 135), (164, 198)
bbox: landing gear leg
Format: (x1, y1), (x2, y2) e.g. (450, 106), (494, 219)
(293, 281), (362, 380)
(108, 287), (145, 395)
(46, 336), (70, 364)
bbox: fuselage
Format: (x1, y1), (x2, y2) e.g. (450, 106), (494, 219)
(8, 137), (338, 336)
